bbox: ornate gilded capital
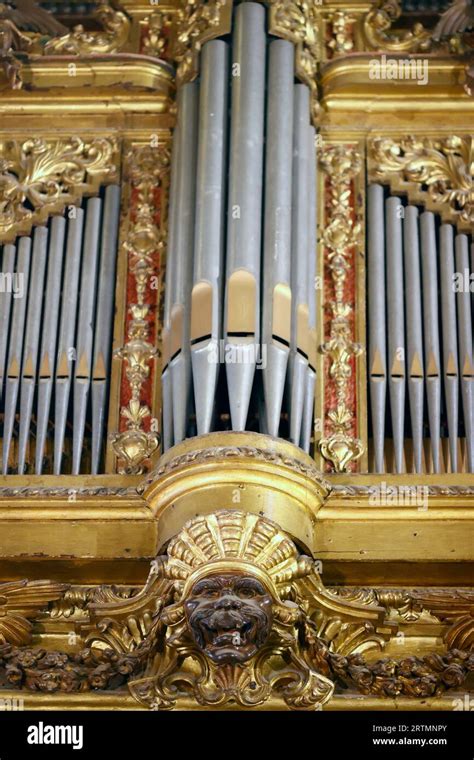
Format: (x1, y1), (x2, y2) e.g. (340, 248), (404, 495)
(0, 136), (119, 243)
(172, 0), (233, 85)
(368, 135), (474, 230)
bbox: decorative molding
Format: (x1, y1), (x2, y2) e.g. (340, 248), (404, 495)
(368, 135), (474, 228)
(43, 5), (131, 55)
(171, 0), (233, 86)
(318, 144), (365, 473)
(110, 143), (171, 474)
(141, 442), (332, 491)
(0, 486), (139, 498)
(0, 136), (119, 243)
(331, 484), (474, 496)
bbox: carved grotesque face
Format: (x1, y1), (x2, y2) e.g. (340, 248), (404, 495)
(184, 573), (273, 664)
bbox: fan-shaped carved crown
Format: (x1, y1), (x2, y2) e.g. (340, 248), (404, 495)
(157, 510), (313, 595)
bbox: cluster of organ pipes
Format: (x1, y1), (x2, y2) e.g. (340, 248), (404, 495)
(0, 186), (120, 475)
(368, 185), (474, 474)
(162, 2), (317, 453)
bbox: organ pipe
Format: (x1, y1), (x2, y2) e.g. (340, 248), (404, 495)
(403, 206), (424, 473)
(224, 1), (266, 431)
(91, 185), (121, 474)
(72, 197), (102, 474)
(440, 224), (459, 472)
(36, 216), (66, 474)
(455, 234), (474, 473)
(262, 39), (294, 438)
(169, 82), (199, 445)
(300, 124), (317, 454)
(386, 197), (406, 473)
(367, 184), (386, 473)
(191, 40), (229, 437)
(54, 208), (85, 474)
(420, 211), (442, 473)
(288, 84), (311, 445)
(2, 237), (32, 473)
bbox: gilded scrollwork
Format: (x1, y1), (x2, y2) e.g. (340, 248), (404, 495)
(43, 5), (131, 55)
(318, 144), (365, 472)
(368, 135), (474, 228)
(361, 0), (433, 52)
(111, 143), (171, 474)
(0, 136), (119, 243)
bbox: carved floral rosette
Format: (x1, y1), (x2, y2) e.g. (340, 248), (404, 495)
(110, 143), (171, 474)
(318, 144), (365, 473)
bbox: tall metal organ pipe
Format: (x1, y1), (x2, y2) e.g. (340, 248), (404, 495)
(191, 40), (229, 437)
(161, 2), (320, 454)
(367, 184), (387, 473)
(169, 82), (199, 445)
(288, 84), (311, 446)
(403, 206), (424, 474)
(225, 1), (266, 431)
(262, 39), (294, 438)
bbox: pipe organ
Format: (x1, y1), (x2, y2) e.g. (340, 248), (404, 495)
(0, 0), (473, 720)
(0, 186), (120, 474)
(162, 2), (318, 452)
(368, 185), (473, 474)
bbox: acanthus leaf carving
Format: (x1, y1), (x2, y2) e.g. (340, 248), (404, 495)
(0, 136), (120, 243)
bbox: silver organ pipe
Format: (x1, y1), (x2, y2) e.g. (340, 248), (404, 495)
(35, 217), (66, 474)
(420, 211), (442, 473)
(0, 244), (16, 402)
(403, 206), (424, 474)
(54, 208), (85, 474)
(300, 124), (317, 454)
(191, 40), (229, 437)
(440, 224), (459, 472)
(455, 234), (474, 473)
(224, 1), (266, 432)
(366, 187), (473, 473)
(386, 197), (406, 473)
(169, 82), (199, 445)
(161, 111), (180, 453)
(2, 237), (32, 474)
(162, 2), (321, 452)
(0, 188), (120, 475)
(72, 197), (102, 475)
(262, 39), (294, 438)
(91, 185), (121, 474)
(367, 184), (387, 473)
(288, 84), (311, 446)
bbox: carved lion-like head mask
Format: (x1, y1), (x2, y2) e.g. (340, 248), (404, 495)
(154, 510), (314, 664)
